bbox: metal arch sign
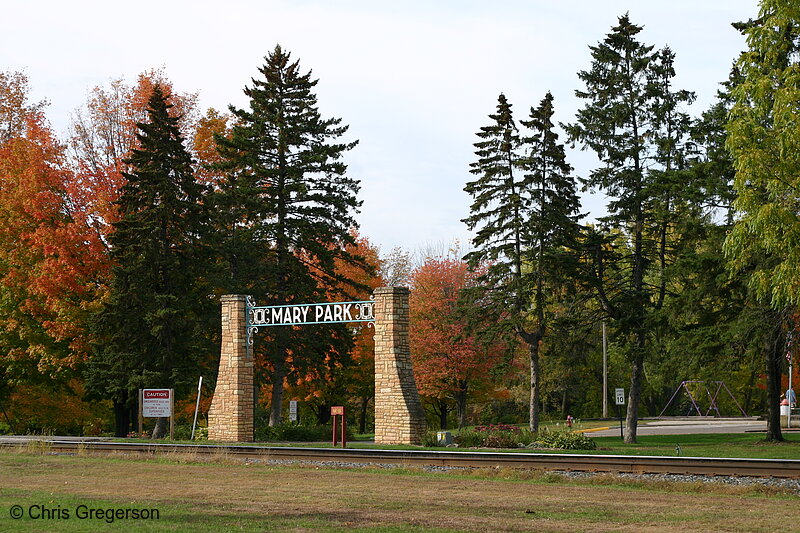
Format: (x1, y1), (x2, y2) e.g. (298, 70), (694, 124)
(246, 296), (374, 343)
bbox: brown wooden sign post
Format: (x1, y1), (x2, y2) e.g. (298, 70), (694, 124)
(331, 406), (346, 448)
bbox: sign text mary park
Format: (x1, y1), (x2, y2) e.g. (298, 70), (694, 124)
(248, 300), (374, 328)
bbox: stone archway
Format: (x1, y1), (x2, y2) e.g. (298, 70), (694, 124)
(208, 287), (426, 444)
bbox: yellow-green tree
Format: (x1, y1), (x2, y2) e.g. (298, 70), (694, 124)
(724, 0), (800, 441)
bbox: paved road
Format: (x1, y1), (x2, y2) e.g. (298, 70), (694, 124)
(588, 417), (767, 437)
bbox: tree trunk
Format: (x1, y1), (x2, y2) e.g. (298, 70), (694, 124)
(437, 399), (449, 430)
(765, 317), (784, 442)
(269, 358), (285, 427)
(743, 350), (760, 415)
(151, 417), (168, 439)
(113, 400), (130, 438)
(454, 380), (468, 429)
(529, 341), (540, 432)
(314, 404), (331, 425)
(129, 402), (138, 434)
(624, 335), (645, 444)
(358, 396), (370, 434)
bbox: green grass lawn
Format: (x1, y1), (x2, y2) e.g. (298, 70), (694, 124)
(0, 488), (457, 533)
(0, 450), (796, 532)
(592, 432), (800, 459)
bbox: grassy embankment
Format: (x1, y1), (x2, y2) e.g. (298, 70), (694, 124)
(0, 448), (797, 533)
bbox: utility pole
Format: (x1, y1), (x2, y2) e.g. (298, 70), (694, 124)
(602, 320), (608, 418)
(789, 355), (793, 428)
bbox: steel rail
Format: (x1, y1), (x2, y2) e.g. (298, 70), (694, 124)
(3, 440), (798, 479)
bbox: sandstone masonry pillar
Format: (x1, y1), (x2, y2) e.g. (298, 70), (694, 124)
(374, 286), (426, 444)
(208, 295), (254, 442)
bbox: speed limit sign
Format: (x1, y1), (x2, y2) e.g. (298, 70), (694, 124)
(615, 388), (625, 405)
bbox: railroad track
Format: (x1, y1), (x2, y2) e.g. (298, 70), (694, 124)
(2, 439), (798, 479)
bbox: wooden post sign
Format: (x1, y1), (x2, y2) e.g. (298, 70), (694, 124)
(331, 406), (346, 448)
(139, 388), (174, 440)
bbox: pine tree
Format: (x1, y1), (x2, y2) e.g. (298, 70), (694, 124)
(86, 85), (208, 437)
(565, 14), (695, 443)
(463, 92), (581, 431)
(214, 45), (364, 426)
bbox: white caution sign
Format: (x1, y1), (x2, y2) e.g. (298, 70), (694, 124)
(143, 389), (172, 417)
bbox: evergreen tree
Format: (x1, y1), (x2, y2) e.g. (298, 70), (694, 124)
(214, 45), (364, 426)
(565, 15), (695, 442)
(648, 65), (769, 420)
(86, 85), (208, 437)
(463, 92), (581, 431)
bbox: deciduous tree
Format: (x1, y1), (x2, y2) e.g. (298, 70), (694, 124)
(0, 73), (101, 416)
(410, 256), (503, 428)
(724, 0), (800, 441)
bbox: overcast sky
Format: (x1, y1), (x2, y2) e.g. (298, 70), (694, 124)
(2, 1), (759, 256)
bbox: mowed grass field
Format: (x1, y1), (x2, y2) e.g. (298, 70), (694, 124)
(0, 447), (797, 532)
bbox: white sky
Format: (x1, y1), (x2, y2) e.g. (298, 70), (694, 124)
(2, 1), (758, 255)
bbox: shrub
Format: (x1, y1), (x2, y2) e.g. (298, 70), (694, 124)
(420, 430), (440, 447)
(453, 429), (483, 448)
(533, 427), (596, 450)
(454, 424), (533, 448)
(173, 424), (209, 441)
(255, 423), (353, 442)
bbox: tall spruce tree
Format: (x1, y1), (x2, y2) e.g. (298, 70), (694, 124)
(565, 15), (695, 442)
(86, 85), (208, 437)
(463, 92), (581, 431)
(214, 45), (364, 426)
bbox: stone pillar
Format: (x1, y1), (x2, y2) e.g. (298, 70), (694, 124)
(208, 295), (254, 442)
(374, 286), (426, 445)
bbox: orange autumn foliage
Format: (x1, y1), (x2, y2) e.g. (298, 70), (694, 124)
(0, 108), (101, 374)
(409, 257), (504, 401)
(285, 231), (382, 410)
(67, 70), (199, 242)
(0, 70), (199, 384)
(192, 108), (230, 187)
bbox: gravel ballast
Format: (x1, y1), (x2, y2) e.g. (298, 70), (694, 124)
(246, 457), (800, 494)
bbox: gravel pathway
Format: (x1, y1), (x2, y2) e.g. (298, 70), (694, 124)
(245, 457), (800, 494)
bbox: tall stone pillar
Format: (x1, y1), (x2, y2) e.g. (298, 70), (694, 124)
(208, 295), (254, 442)
(374, 287), (426, 444)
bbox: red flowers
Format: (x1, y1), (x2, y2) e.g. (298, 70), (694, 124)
(474, 423), (520, 433)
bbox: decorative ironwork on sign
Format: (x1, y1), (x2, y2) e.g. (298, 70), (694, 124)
(246, 297), (375, 345)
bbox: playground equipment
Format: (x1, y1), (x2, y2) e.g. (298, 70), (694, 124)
(659, 380), (748, 418)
